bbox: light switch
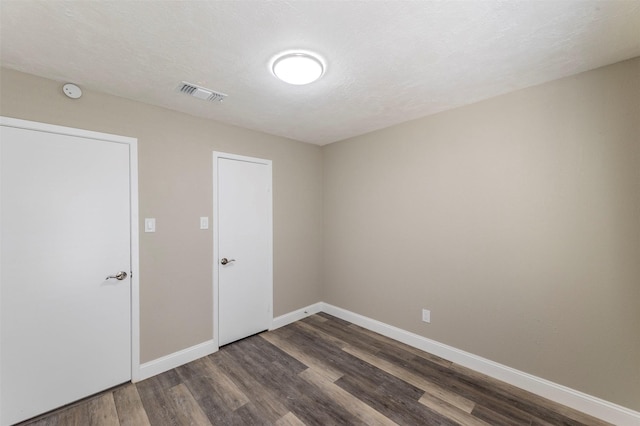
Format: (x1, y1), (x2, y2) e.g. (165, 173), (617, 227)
(144, 218), (156, 233)
(200, 217), (209, 230)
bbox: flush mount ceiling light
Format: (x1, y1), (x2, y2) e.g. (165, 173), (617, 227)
(272, 52), (325, 85)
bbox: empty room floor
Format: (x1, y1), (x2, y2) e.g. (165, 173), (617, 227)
(22, 313), (609, 425)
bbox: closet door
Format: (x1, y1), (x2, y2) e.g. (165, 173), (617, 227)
(214, 153), (273, 347)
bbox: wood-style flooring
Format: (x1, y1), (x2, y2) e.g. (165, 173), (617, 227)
(21, 313), (610, 425)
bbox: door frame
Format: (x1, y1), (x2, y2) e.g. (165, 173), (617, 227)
(212, 151), (273, 350)
(0, 117), (141, 393)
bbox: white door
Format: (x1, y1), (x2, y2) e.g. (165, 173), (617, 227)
(214, 153), (272, 347)
(0, 120), (134, 425)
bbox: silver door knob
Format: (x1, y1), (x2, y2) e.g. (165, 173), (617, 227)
(106, 271), (128, 280)
(220, 258), (235, 265)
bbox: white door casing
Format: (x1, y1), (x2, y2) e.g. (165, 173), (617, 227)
(0, 117), (140, 425)
(213, 152), (273, 347)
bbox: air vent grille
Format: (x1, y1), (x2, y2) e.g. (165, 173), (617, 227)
(177, 81), (227, 102)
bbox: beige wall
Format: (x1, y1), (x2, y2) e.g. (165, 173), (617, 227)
(0, 68), (323, 363)
(2, 58), (639, 411)
(323, 58), (640, 410)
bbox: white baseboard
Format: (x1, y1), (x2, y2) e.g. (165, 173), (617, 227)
(135, 339), (217, 382)
(132, 302), (322, 383)
(320, 302), (640, 426)
(134, 301), (324, 383)
(271, 302), (323, 330)
(132, 302), (639, 424)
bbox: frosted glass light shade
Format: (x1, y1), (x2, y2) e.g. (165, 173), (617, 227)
(272, 53), (324, 85)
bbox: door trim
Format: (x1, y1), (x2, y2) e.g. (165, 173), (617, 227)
(212, 151), (273, 350)
(0, 117), (141, 388)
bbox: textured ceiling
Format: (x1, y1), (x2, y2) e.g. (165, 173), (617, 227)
(1, 1), (639, 145)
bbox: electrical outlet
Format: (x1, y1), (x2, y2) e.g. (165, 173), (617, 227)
(422, 309), (431, 323)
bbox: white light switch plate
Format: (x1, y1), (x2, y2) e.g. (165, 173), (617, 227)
(144, 218), (156, 233)
(200, 217), (209, 230)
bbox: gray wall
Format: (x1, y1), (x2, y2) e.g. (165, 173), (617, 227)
(323, 58), (640, 410)
(0, 68), (324, 363)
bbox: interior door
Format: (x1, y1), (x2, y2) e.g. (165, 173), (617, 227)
(0, 121), (132, 425)
(215, 154), (272, 347)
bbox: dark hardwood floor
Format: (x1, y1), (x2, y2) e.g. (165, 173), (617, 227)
(22, 313), (610, 425)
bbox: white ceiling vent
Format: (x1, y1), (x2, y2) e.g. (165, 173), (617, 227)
(177, 81), (227, 102)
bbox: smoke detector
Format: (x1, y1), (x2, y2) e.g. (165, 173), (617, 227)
(62, 83), (82, 99)
(177, 81), (227, 102)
